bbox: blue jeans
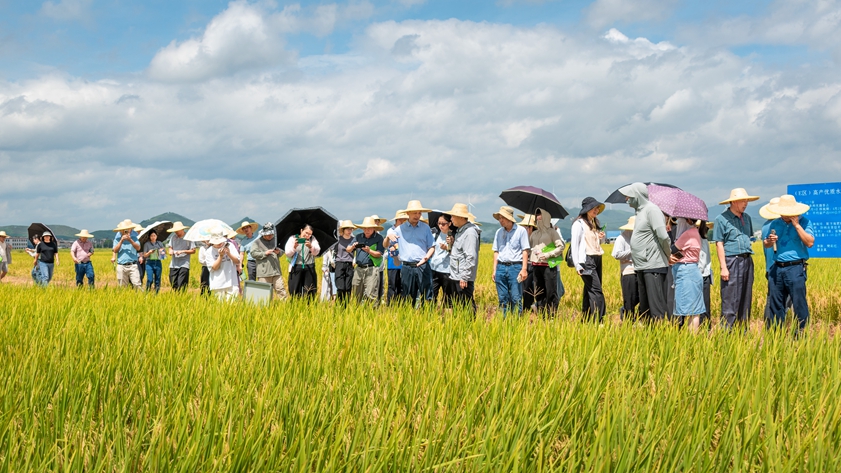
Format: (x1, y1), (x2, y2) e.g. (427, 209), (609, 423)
(146, 260), (162, 292)
(767, 263), (809, 333)
(38, 261), (54, 286)
(75, 261), (95, 287)
(495, 264), (523, 317)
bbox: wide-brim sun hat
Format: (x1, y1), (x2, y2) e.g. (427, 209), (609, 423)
(75, 229), (94, 238)
(338, 220), (356, 231)
(580, 197), (605, 216)
(402, 200), (432, 213)
(759, 197), (781, 220)
(259, 222), (275, 236)
(767, 194), (810, 217)
(493, 206), (517, 223)
(236, 221), (259, 235)
(468, 213), (482, 226)
(168, 221), (190, 233)
(208, 232), (227, 245)
(518, 214), (536, 228)
(370, 215), (387, 225)
(619, 216), (635, 231)
(0, 231), (7, 238)
(392, 210), (409, 221)
(355, 216), (384, 232)
(719, 188), (760, 205)
(444, 203), (471, 219)
(227, 229), (238, 239)
(113, 219), (136, 232)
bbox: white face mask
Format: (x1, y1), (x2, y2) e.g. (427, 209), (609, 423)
(675, 219), (692, 238)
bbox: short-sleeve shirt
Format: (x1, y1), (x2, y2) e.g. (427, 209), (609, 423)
(492, 225), (530, 263)
(712, 209), (754, 256)
(386, 228), (401, 269)
(113, 232), (139, 264)
(768, 217), (813, 263)
(207, 244), (240, 290)
(240, 234), (259, 259)
(144, 241), (165, 261)
(429, 232), (451, 273)
(336, 236), (355, 263)
(761, 220), (776, 272)
(36, 241), (59, 263)
(354, 232), (384, 266)
(393, 221), (434, 264)
(168, 235), (195, 269)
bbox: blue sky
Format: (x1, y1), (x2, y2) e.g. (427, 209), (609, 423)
(1, 0), (840, 229)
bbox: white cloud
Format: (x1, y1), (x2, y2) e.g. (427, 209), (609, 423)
(40, 0), (93, 23)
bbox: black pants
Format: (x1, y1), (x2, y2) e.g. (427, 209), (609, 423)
(289, 264), (317, 298)
(522, 264), (535, 311)
(200, 266), (210, 296)
(580, 255), (605, 322)
(335, 261), (354, 301)
(169, 267), (190, 291)
(701, 275), (712, 325)
(431, 270), (453, 306)
(387, 268), (403, 305)
(401, 264), (426, 307)
(720, 255), (754, 329)
(620, 273), (640, 320)
(378, 270), (384, 301)
(637, 270), (668, 322)
(666, 266), (675, 319)
(423, 264), (434, 301)
(533, 265), (559, 316)
(138, 260), (146, 286)
(247, 260), (257, 281)
(451, 280), (476, 316)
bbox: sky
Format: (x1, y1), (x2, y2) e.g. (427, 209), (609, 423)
(1, 0), (840, 230)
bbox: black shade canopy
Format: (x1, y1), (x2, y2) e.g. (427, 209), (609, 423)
(275, 207), (339, 250)
(27, 223), (53, 244)
(605, 182), (680, 204)
(139, 221), (173, 249)
(499, 186), (569, 219)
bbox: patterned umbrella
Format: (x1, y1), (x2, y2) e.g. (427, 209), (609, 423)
(648, 184), (708, 220)
(605, 182), (680, 204)
(183, 219), (234, 242)
(499, 186), (569, 219)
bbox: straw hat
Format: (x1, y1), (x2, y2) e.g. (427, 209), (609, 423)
(518, 214), (537, 228)
(444, 203), (471, 219)
(759, 197), (781, 220)
(134, 224), (144, 233)
(338, 220), (356, 231)
(468, 213), (482, 226)
(75, 229), (94, 238)
(370, 215), (387, 225)
(355, 216), (384, 231)
(0, 231), (7, 238)
(619, 216), (635, 231)
(719, 188), (760, 205)
(236, 221), (259, 235)
(227, 229), (238, 239)
(493, 206), (517, 223)
(113, 219), (137, 232)
(392, 210), (409, 221)
(168, 221), (190, 233)
(767, 194), (810, 217)
(402, 200), (432, 213)
(208, 231), (227, 245)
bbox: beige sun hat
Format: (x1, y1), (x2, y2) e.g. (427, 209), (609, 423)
(355, 216), (385, 231)
(619, 216), (635, 231)
(370, 215), (387, 225)
(0, 231), (7, 238)
(719, 188), (760, 205)
(168, 221), (190, 233)
(227, 229), (239, 239)
(759, 197), (781, 220)
(134, 224), (144, 233)
(392, 210), (409, 221)
(208, 231), (227, 245)
(236, 221), (259, 235)
(444, 203), (471, 219)
(468, 213), (482, 226)
(493, 206), (517, 223)
(338, 220), (356, 231)
(767, 194), (810, 217)
(113, 219), (137, 232)
(75, 229), (94, 238)
(402, 200), (432, 213)
(518, 214), (536, 228)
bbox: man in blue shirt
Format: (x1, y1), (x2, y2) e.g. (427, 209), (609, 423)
(236, 221), (260, 281)
(763, 195), (815, 333)
(759, 198), (781, 321)
(492, 206), (530, 317)
(712, 188), (760, 330)
(112, 219), (142, 289)
(389, 200), (435, 308)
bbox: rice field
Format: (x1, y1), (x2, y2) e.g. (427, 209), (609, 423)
(1, 243), (840, 471)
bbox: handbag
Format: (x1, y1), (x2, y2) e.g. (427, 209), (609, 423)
(564, 242), (574, 268)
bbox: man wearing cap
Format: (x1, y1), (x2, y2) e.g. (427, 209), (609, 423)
(0, 231), (11, 282)
(712, 188), (760, 329)
(385, 211), (408, 305)
(387, 201), (435, 307)
(619, 183), (671, 322)
(763, 195), (814, 333)
(492, 206), (530, 316)
(167, 222), (196, 292)
(236, 221), (260, 281)
(112, 220), (142, 289)
(71, 230), (96, 287)
(446, 203), (481, 315)
(350, 217), (385, 306)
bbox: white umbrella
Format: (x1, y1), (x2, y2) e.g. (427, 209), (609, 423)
(183, 219), (234, 242)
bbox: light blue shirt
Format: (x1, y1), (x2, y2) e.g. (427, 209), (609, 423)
(240, 234), (259, 258)
(768, 217), (813, 263)
(429, 232), (451, 273)
(492, 225), (530, 263)
(761, 220), (776, 273)
(113, 231), (139, 264)
(394, 221), (434, 264)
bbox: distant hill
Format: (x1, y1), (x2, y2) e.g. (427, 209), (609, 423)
(139, 212), (195, 228)
(0, 224), (82, 241)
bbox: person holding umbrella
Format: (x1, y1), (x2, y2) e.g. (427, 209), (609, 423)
(34, 231), (60, 286)
(112, 219), (142, 289)
(387, 201), (435, 308)
(70, 230), (95, 288)
(236, 221), (260, 281)
(429, 213), (453, 307)
(669, 218), (707, 332)
(517, 214), (537, 312)
(284, 224), (321, 298)
(529, 208), (565, 317)
(142, 230), (166, 293)
(350, 217), (385, 306)
(334, 220), (356, 303)
(492, 206), (530, 317)
(570, 198), (606, 322)
(167, 222), (195, 292)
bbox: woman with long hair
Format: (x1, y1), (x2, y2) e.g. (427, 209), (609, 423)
(285, 224), (320, 298)
(570, 197), (606, 322)
(670, 218), (707, 332)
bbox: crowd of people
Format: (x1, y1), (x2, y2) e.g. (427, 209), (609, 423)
(0, 187), (816, 331)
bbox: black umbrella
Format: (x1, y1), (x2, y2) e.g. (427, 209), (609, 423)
(138, 221), (174, 249)
(275, 207), (339, 250)
(605, 182), (680, 204)
(499, 186), (569, 219)
(27, 223), (53, 245)
(427, 210), (445, 232)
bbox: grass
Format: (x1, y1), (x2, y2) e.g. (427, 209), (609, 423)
(1, 243), (840, 470)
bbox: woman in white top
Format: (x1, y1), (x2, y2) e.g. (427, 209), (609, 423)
(284, 224), (321, 299)
(197, 241), (211, 297)
(208, 231), (241, 301)
(571, 197), (606, 322)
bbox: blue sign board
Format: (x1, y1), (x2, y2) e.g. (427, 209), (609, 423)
(787, 182), (841, 258)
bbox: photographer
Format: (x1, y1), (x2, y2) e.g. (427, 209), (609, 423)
(250, 223), (288, 300)
(350, 217), (384, 306)
(429, 213), (453, 307)
(112, 219), (141, 289)
(284, 224), (321, 298)
(208, 230), (241, 301)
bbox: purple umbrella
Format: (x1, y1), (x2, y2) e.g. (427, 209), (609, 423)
(499, 186), (569, 219)
(648, 184), (708, 221)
